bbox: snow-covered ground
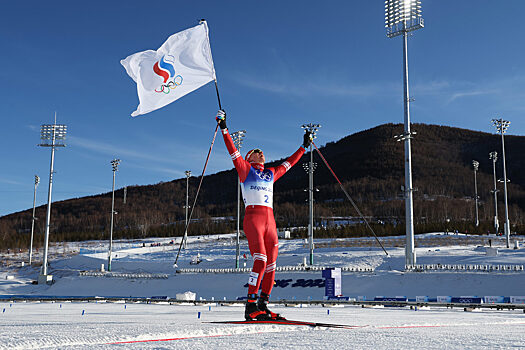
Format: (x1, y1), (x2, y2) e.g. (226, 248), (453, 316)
(1, 302), (524, 349)
(1, 232), (525, 349)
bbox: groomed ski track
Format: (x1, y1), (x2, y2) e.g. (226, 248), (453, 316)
(2, 302), (525, 349)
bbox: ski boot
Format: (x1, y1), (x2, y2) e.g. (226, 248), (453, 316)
(258, 292), (286, 320)
(245, 294), (271, 321)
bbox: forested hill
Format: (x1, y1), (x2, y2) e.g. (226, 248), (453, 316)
(1, 123), (525, 249)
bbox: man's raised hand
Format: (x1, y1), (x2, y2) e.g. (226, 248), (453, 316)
(303, 131), (313, 148)
(216, 109), (227, 129)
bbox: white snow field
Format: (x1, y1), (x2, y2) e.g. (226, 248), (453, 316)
(0, 302), (524, 349)
(1, 232), (525, 348)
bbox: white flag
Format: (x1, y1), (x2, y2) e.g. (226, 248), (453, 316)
(121, 21), (216, 117)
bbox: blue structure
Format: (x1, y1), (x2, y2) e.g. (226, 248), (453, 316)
(322, 268), (342, 297)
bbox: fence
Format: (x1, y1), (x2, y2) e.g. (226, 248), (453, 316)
(405, 264), (524, 272)
(79, 271), (169, 279)
(176, 265), (374, 274)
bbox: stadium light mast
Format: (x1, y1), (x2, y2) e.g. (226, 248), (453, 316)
(301, 123), (320, 265)
(472, 160), (480, 227)
(231, 130), (246, 268)
(489, 151), (499, 233)
(492, 118), (511, 247)
(183, 170), (192, 249)
(385, 0), (424, 267)
(29, 175), (40, 265)
(38, 116), (67, 284)
(108, 158), (120, 272)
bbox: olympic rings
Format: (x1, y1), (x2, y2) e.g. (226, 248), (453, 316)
(154, 75), (184, 94)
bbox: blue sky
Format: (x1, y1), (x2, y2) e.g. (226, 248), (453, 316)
(1, 0), (524, 215)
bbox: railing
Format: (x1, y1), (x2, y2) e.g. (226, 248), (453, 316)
(79, 271), (169, 279)
(405, 264), (524, 272)
(176, 266), (374, 274)
(78, 264), (523, 276)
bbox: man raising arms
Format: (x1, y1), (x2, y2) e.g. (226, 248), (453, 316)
(216, 110), (312, 320)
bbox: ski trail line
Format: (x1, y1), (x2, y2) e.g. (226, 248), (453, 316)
(105, 331), (271, 344)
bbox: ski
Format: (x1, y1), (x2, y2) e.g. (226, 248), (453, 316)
(206, 319), (363, 329)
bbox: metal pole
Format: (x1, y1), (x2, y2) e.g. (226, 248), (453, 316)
(474, 169), (479, 227)
(236, 176), (241, 268)
(41, 130), (56, 277)
(184, 170), (191, 249)
(231, 131), (245, 268)
(501, 132), (511, 247)
(184, 175), (188, 249)
(308, 144), (314, 265)
(29, 176), (39, 265)
(473, 163), (479, 227)
(108, 169), (116, 272)
(301, 124), (319, 265)
(402, 28), (416, 266)
(490, 153), (499, 233)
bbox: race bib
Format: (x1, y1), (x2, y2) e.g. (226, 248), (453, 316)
(241, 168), (274, 208)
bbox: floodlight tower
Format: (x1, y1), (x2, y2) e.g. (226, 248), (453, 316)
(492, 118), (511, 247)
(29, 175), (40, 265)
(489, 151), (499, 233)
(472, 160), (480, 227)
(385, 0), (424, 267)
(38, 118), (67, 284)
(302, 161), (318, 265)
(108, 158), (120, 272)
(183, 170), (192, 249)
(301, 123), (320, 265)
(231, 130), (246, 268)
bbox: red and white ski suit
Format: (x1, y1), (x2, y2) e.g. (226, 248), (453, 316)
(222, 128), (305, 296)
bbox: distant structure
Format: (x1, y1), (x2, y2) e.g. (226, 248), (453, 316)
(38, 116), (67, 284)
(385, 0), (424, 267)
(301, 123), (321, 265)
(472, 160), (480, 227)
(489, 151), (499, 233)
(231, 130), (246, 268)
(492, 118), (511, 247)
(108, 158), (121, 272)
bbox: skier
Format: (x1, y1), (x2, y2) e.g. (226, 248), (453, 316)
(216, 109), (312, 320)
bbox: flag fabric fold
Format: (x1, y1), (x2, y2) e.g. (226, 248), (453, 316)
(121, 21), (216, 117)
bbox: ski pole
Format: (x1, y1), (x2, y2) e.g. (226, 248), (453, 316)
(311, 141), (389, 256)
(174, 124), (219, 265)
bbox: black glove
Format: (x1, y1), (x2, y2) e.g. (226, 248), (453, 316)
(303, 131), (313, 148)
(216, 109), (227, 129)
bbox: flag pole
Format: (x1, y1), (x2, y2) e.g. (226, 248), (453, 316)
(173, 19), (223, 266)
(214, 80), (222, 110)
(202, 18), (222, 110)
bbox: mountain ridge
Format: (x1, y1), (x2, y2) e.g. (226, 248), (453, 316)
(1, 122), (524, 249)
